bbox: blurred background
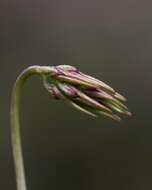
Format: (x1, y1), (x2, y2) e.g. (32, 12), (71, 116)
(0, 0), (152, 189)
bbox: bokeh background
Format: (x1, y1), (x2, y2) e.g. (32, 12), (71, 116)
(0, 0), (152, 189)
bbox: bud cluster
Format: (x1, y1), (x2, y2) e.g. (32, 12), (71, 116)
(43, 65), (131, 121)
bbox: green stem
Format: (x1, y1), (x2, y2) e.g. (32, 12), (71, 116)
(10, 65), (52, 190)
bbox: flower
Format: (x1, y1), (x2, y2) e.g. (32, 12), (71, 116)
(43, 65), (131, 121)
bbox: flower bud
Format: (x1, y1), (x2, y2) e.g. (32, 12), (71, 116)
(43, 65), (131, 121)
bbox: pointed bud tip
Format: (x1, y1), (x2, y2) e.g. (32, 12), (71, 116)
(114, 92), (127, 102)
(125, 111), (132, 116)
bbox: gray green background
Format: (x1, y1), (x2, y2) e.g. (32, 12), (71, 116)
(0, 0), (152, 189)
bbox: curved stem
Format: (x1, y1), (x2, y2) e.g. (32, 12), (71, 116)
(10, 65), (52, 190)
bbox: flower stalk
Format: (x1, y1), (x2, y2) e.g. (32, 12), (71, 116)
(10, 66), (52, 190)
(10, 65), (131, 190)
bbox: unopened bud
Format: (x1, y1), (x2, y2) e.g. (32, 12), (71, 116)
(43, 65), (131, 121)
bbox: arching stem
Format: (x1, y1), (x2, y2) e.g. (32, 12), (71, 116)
(10, 65), (52, 190)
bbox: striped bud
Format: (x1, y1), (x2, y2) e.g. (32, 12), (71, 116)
(43, 65), (131, 121)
